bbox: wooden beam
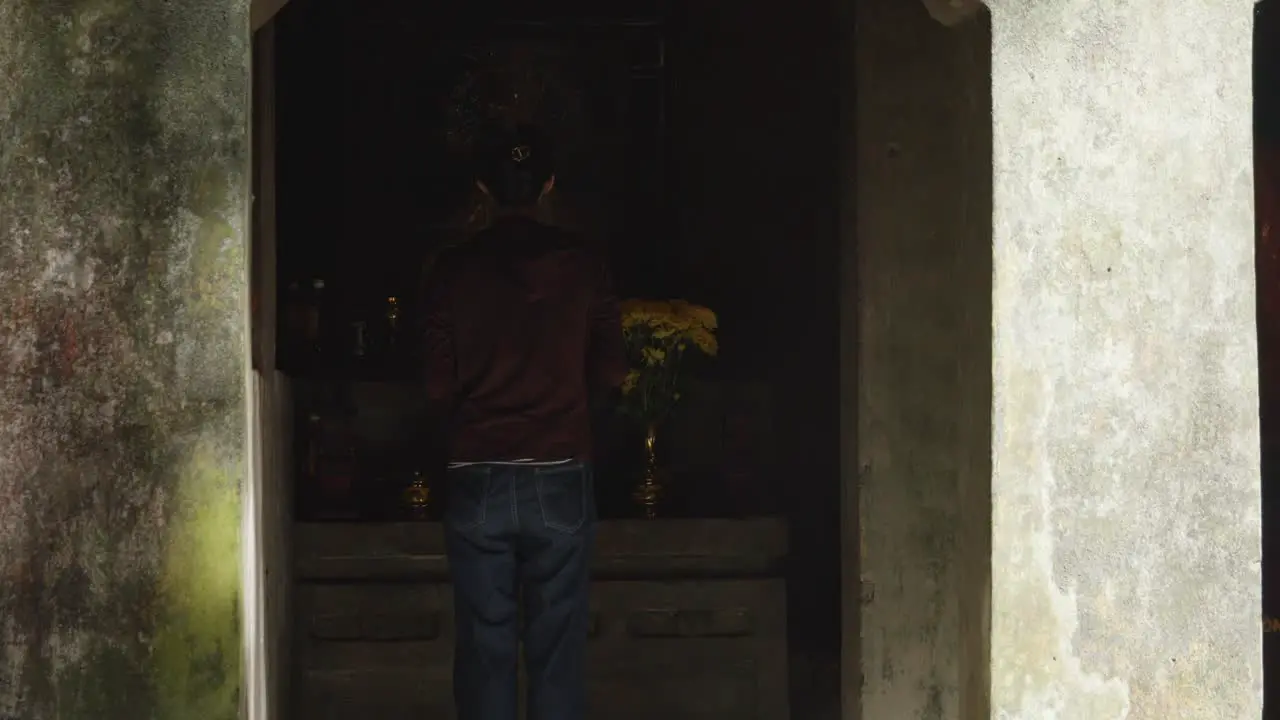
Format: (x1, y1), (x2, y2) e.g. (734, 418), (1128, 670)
(251, 0), (290, 31)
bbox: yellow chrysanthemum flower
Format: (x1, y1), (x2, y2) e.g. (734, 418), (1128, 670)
(621, 369), (640, 395)
(689, 327), (718, 356)
(621, 299), (676, 327)
(687, 305), (717, 331)
(642, 346), (666, 366)
(667, 299), (718, 330)
(617, 298), (718, 420)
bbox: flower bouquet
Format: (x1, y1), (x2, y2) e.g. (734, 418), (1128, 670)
(617, 299), (718, 516)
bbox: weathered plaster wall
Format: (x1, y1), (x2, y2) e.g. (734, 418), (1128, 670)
(988, 1), (1261, 717)
(852, 0), (992, 717)
(0, 1), (249, 717)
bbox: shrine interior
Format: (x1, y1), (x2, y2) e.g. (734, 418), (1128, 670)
(256, 0), (841, 716)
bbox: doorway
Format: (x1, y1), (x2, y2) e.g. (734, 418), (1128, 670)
(249, 0), (842, 717)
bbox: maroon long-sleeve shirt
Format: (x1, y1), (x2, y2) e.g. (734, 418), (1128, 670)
(421, 215), (628, 463)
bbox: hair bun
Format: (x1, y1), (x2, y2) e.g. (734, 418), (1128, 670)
(475, 125), (553, 206)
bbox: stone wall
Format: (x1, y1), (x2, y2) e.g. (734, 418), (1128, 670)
(0, 1), (249, 717)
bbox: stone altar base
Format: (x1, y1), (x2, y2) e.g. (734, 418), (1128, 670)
(292, 519), (790, 719)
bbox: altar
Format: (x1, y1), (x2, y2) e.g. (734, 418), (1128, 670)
(292, 519), (789, 719)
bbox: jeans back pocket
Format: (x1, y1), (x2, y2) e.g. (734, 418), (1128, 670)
(446, 466), (491, 531)
(534, 463), (588, 534)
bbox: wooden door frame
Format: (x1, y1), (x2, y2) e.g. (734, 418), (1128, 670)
(247, 11), (289, 720)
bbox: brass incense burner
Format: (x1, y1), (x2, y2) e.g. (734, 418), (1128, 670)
(404, 471), (432, 519)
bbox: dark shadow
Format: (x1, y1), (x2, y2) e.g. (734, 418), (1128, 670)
(958, 11), (995, 719)
(1254, 1), (1279, 715)
(847, 0), (992, 717)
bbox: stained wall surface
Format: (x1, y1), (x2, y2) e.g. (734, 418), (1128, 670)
(988, 1), (1261, 717)
(854, 0), (1260, 718)
(0, 1), (250, 717)
(855, 0), (1260, 718)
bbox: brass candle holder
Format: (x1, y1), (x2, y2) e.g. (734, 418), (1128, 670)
(385, 296), (400, 341)
(404, 471), (431, 519)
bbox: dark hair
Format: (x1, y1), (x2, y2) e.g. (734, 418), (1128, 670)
(474, 124), (555, 207)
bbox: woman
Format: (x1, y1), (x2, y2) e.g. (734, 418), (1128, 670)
(421, 124), (627, 720)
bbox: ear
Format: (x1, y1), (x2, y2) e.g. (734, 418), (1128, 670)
(476, 180), (491, 196)
(541, 175), (556, 196)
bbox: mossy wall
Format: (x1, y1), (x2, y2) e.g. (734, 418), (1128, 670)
(0, 1), (249, 718)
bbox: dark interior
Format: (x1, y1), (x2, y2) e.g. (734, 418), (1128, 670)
(269, 0), (841, 715)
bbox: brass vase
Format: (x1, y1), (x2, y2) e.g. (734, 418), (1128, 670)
(632, 423), (664, 519)
(403, 471), (432, 520)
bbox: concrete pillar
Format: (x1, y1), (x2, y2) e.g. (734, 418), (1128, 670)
(0, 1), (250, 717)
(988, 1), (1260, 716)
(852, 0), (1259, 717)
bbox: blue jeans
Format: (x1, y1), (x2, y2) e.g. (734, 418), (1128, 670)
(444, 461), (597, 720)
